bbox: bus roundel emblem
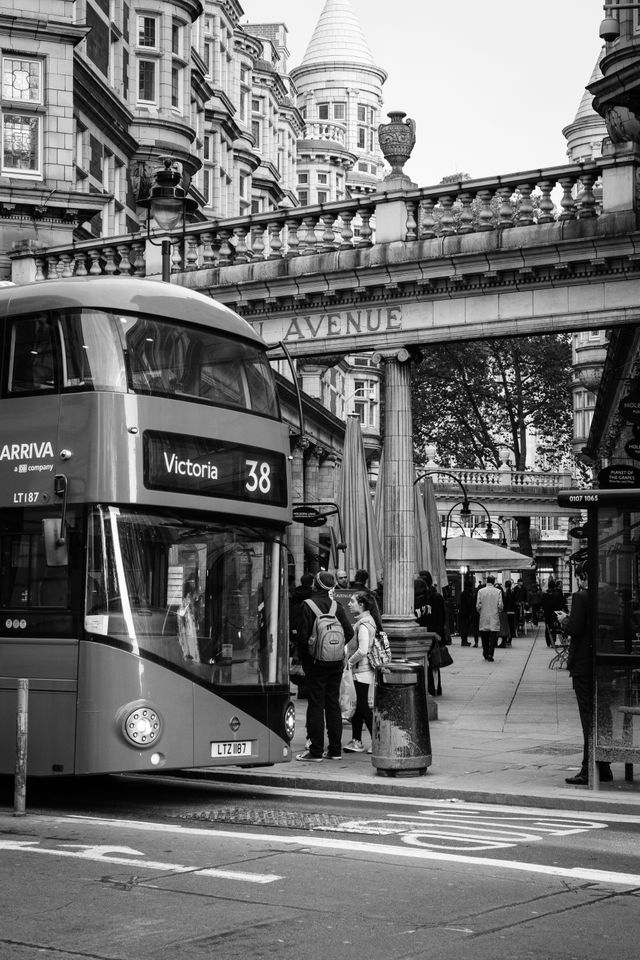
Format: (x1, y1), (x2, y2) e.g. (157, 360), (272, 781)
(229, 716), (241, 732)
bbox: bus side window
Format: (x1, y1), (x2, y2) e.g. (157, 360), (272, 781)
(8, 317), (56, 393)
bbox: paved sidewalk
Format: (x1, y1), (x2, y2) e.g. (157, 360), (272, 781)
(196, 624), (640, 815)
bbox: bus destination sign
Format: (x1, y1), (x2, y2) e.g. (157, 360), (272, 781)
(144, 431), (287, 507)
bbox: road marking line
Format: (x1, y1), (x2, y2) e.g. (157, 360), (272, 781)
(0, 838), (282, 884)
(19, 814), (640, 889)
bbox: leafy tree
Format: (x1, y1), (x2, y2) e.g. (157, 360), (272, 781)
(411, 334), (573, 571)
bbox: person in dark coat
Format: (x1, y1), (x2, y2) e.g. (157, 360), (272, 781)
(295, 571), (354, 761)
(459, 579), (476, 646)
(289, 573), (314, 697)
(500, 580), (517, 646)
(541, 579), (566, 647)
(565, 563), (612, 785)
(417, 571), (445, 696)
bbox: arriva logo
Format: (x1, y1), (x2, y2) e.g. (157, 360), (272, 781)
(0, 442), (54, 461)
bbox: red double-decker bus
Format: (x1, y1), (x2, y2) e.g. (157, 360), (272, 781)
(0, 277), (295, 775)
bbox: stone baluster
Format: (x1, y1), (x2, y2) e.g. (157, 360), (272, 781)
(200, 231), (216, 267)
(558, 176), (578, 220)
(457, 193), (474, 234)
(438, 195), (455, 236)
(536, 180), (556, 223)
(496, 187), (514, 228)
(267, 219), (284, 260)
(34, 258), (46, 281)
(477, 189), (495, 231)
(320, 212), (338, 252)
(102, 247), (117, 275)
(170, 240), (183, 275)
(58, 254), (74, 278)
(420, 198), (437, 239)
(217, 228), (234, 265)
(285, 218), (302, 258)
(578, 172), (598, 219)
(515, 182), (535, 225)
(88, 249), (103, 275)
(116, 244), (133, 275)
(73, 252), (88, 276)
(130, 240), (146, 276)
(184, 233), (199, 269)
(46, 255), (60, 278)
(301, 214), (319, 255)
(232, 225), (250, 263)
(338, 209), (354, 249)
(358, 206), (374, 247)
(249, 224), (266, 262)
(406, 200), (418, 241)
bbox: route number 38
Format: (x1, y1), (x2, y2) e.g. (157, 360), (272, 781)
(245, 459), (271, 494)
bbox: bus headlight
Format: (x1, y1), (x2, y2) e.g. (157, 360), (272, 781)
(283, 701), (296, 741)
(120, 702), (163, 747)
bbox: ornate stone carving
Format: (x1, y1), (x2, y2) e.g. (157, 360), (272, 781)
(378, 111), (416, 178)
(605, 104), (640, 144)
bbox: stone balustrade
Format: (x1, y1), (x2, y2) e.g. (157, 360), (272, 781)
(16, 157), (610, 282)
(304, 120), (347, 145)
(420, 466), (573, 490)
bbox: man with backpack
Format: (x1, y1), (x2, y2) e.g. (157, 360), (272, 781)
(295, 570), (354, 761)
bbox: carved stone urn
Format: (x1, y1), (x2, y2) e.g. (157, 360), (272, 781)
(378, 111), (416, 178)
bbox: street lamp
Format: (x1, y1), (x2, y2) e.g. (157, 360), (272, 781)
(414, 469), (471, 518)
(138, 159), (198, 283)
(443, 497), (492, 555)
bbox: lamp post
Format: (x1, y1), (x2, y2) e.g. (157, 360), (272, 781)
(138, 159), (198, 282)
(443, 498), (491, 555)
(414, 469), (471, 517)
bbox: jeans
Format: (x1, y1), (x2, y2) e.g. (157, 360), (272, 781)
(304, 659), (344, 757)
(351, 677), (373, 741)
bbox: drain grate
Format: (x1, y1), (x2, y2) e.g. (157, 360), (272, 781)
(179, 807), (347, 830)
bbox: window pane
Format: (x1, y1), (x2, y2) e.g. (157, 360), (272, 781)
(333, 102), (345, 119)
(7, 315), (55, 393)
(318, 103), (329, 119)
(138, 16), (156, 47)
(138, 60), (156, 101)
(2, 114), (40, 172)
(58, 309), (127, 391)
(2, 58), (41, 102)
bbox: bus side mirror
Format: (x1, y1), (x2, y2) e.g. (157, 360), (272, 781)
(43, 519), (68, 566)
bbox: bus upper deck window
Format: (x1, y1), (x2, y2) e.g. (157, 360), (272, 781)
(8, 316), (55, 393)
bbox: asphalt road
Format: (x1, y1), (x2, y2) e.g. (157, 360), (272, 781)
(2, 775), (640, 959)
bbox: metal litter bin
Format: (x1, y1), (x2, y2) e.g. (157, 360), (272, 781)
(371, 660), (432, 776)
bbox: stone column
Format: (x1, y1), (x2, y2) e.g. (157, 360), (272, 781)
(304, 445), (321, 573)
(289, 438), (308, 581)
(373, 347), (435, 717)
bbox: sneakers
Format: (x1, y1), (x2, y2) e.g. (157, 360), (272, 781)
(295, 750), (323, 762)
(343, 739), (365, 753)
(367, 746), (372, 754)
(323, 750), (342, 760)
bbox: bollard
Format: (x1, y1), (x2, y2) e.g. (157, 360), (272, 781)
(14, 679), (28, 816)
(371, 660), (431, 776)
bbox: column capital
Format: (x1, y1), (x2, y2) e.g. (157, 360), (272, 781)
(292, 437), (310, 456)
(372, 347), (411, 364)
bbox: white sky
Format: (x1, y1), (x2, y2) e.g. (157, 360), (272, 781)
(240, 0), (606, 186)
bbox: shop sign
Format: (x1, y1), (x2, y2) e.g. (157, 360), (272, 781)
(625, 438), (640, 460)
(619, 392), (640, 424)
(597, 464), (640, 488)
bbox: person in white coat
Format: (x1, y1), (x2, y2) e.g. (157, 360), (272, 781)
(476, 575), (503, 662)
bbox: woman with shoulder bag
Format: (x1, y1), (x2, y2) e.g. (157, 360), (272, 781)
(344, 592), (381, 754)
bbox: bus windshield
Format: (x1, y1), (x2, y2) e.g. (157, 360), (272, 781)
(85, 506), (287, 688)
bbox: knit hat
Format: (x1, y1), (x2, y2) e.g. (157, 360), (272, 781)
(314, 571), (336, 591)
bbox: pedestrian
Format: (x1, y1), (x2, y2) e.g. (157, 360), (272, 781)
(288, 572), (314, 698)
(350, 568), (369, 589)
(541, 578), (567, 648)
(417, 570), (446, 695)
(295, 571), (354, 761)
(336, 569), (349, 589)
(564, 562), (613, 786)
(459, 578), (476, 646)
(500, 579), (517, 646)
(344, 591), (382, 754)
(476, 574), (503, 661)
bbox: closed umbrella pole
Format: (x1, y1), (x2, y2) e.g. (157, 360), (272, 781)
(338, 416), (383, 589)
